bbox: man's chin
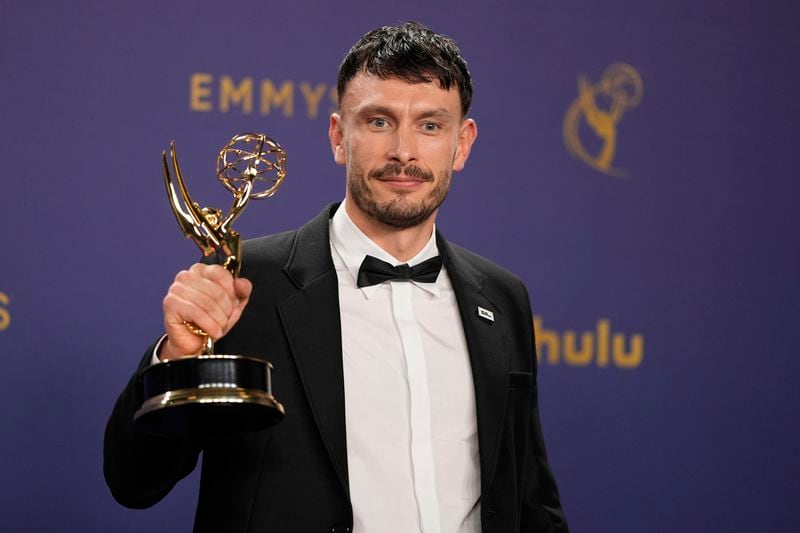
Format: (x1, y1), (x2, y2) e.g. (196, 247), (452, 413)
(365, 199), (438, 229)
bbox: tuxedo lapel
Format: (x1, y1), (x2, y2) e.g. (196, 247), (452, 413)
(438, 234), (510, 497)
(276, 204), (349, 496)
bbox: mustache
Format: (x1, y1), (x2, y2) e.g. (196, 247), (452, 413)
(369, 163), (434, 181)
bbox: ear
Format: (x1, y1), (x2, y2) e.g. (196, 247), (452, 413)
(329, 113), (347, 165)
(451, 118), (478, 172)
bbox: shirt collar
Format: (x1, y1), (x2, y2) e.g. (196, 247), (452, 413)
(330, 199), (441, 298)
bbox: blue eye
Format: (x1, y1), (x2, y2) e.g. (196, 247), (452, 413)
(371, 118), (387, 128)
(423, 122), (439, 132)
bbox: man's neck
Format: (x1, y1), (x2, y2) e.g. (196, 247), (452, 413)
(343, 200), (436, 263)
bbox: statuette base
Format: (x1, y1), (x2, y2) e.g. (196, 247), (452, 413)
(134, 355), (285, 437)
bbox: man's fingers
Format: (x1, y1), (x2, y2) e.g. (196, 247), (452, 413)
(191, 264), (244, 310)
(163, 293), (226, 340)
(193, 263), (236, 289)
(169, 274), (232, 325)
(165, 265), (238, 336)
(163, 264), (252, 351)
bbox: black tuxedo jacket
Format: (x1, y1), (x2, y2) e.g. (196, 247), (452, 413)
(105, 204), (568, 532)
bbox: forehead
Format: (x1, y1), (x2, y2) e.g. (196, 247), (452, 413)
(339, 72), (461, 116)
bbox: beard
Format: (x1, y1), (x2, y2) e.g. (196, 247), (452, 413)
(347, 162), (451, 229)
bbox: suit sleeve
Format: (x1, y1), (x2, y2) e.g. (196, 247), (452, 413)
(517, 281), (570, 532)
(103, 341), (201, 509)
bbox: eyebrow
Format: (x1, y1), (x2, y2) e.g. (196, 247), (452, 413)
(354, 104), (455, 121)
(354, 105), (395, 118)
(417, 108), (454, 120)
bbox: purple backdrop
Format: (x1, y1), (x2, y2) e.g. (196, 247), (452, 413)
(1, 0), (798, 531)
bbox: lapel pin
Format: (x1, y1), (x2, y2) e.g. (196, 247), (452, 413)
(477, 306), (495, 322)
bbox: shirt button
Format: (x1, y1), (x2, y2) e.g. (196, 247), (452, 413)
(329, 523), (352, 533)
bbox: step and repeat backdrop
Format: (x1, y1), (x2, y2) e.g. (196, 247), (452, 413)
(1, 1), (798, 531)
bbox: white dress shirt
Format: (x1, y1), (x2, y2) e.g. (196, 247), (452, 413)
(330, 201), (481, 533)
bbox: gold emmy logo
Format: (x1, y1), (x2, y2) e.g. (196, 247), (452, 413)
(0, 292), (10, 331)
(563, 63), (643, 177)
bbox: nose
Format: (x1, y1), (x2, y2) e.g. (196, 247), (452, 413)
(387, 124), (417, 165)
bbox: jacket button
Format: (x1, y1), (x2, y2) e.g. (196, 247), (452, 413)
(329, 523), (351, 533)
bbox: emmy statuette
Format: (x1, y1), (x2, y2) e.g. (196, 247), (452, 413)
(133, 133), (286, 437)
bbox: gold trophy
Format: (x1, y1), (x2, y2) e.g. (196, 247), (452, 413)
(134, 133), (286, 437)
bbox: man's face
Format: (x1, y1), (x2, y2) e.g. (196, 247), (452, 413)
(329, 73), (477, 229)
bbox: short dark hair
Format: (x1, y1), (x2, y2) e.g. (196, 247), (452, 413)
(336, 21), (473, 117)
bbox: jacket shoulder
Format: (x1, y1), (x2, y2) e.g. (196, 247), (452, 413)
(446, 240), (526, 289)
(242, 229), (297, 264)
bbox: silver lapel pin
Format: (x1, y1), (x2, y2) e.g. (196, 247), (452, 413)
(477, 306), (495, 322)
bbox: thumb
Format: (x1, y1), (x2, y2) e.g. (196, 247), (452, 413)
(226, 278), (252, 333)
(233, 277), (253, 302)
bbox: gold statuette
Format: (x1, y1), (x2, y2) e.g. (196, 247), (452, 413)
(134, 133), (286, 437)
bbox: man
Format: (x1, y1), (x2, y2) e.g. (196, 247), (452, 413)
(105, 22), (569, 532)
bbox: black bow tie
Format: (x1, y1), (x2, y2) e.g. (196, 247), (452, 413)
(357, 255), (443, 288)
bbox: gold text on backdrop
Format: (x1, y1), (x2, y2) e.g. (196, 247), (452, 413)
(190, 73), (337, 119)
(534, 315), (644, 369)
(0, 292), (10, 331)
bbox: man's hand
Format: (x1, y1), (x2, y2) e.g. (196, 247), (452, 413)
(160, 264), (253, 359)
